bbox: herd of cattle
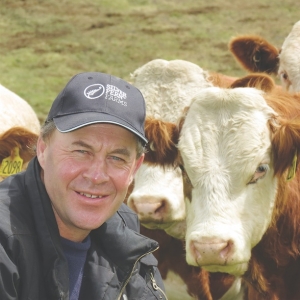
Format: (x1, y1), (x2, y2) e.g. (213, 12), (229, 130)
(1, 20), (300, 300)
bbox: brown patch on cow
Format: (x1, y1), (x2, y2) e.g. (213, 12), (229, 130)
(229, 35), (280, 74)
(144, 117), (179, 167)
(230, 73), (276, 92)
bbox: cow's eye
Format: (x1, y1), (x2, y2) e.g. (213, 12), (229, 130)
(281, 72), (288, 81)
(248, 164), (269, 184)
(179, 164), (193, 187)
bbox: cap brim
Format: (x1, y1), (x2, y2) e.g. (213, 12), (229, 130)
(53, 112), (148, 145)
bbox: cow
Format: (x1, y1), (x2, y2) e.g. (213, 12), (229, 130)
(0, 84), (40, 134)
(0, 84), (40, 180)
(144, 74), (300, 299)
(180, 85), (300, 299)
(228, 20), (300, 92)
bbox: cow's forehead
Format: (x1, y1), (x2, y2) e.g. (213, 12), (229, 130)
(178, 87), (275, 180)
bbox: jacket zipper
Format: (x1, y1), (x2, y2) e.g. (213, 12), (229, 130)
(150, 271), (168, 299)
(117, 246), (168, 300)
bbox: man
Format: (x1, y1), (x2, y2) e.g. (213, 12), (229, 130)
(0, 72), (167, 300)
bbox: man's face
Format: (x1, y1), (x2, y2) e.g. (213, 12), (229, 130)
(37, 123), (144, 241)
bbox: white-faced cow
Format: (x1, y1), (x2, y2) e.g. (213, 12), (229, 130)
(145, 76), (300, 299)
(229, 20), (300, 92)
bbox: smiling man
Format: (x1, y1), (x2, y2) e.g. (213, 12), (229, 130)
(0, 72), (167, 300)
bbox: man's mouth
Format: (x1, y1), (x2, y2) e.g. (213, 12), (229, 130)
(79, 192), (103, 199)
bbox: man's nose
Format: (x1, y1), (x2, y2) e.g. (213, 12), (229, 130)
(83, 160), (109, 184)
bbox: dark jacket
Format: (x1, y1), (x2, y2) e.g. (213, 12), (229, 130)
(0, 157), (167, 300)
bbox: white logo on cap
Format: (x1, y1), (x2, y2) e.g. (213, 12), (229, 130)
(84, 84), (105, 99)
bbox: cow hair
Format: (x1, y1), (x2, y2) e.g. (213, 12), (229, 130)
(230, 73), (276, 93)
(144, 117), (179, 167)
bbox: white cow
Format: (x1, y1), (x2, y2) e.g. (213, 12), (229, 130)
(128, 59), (214, 240)
(0, 84), (40, 134)
(0, 84), (40, 180)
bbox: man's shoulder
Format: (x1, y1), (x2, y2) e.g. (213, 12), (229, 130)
(0, 173), (34, 238)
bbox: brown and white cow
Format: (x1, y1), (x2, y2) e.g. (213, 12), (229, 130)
(144, 77), (300, 299)
(229, 20), (300, 92)
(181, 87), (300, 299)
(0, 84), (40, 180)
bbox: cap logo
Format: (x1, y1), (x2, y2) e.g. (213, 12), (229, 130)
(84, 84), (105, 99)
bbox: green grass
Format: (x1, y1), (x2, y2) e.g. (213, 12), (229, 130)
(1, 0), (299, 122)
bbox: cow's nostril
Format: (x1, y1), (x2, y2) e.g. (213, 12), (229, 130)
(154, 199), (167, 215)
(190, 239), (234, 265)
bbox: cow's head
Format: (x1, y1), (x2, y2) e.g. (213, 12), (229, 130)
(177, 86), (300, 276)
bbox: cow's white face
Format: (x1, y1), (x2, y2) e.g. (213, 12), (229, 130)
(178, 87), (277, 276)
(278, 21), (300, 92)
(127, 163), (186, 240)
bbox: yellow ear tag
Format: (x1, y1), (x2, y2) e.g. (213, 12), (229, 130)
(0, 147), (23, 177)
(286, 150), (298, 182)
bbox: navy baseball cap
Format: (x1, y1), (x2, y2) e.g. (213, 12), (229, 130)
(46, 72), (148, 145)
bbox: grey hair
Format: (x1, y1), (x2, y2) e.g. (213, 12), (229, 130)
(41, 120), (146, 158)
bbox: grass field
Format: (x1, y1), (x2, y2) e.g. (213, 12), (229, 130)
(1, 0), (299, 124)
(1, 1), (300, 299)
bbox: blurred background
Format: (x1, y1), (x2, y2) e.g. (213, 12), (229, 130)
(1, 1), (299, 298)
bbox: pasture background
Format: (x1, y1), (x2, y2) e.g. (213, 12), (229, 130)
(1, 1), (299, 299)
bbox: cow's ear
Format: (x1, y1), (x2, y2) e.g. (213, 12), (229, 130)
(144, 117), (179, 166)
(177, 106), (189, 133)
(230, 73), (276, 92)
(229, 35), (279, 74)
(271, 119), (300, 178)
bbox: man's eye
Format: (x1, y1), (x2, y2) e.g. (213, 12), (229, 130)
(110, 156), (124, 161)
(248, 164), (269, 184)
(76, 150), (88, 154)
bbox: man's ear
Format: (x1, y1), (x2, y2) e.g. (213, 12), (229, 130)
(129, 153), (144, 184)
(36, 136), (47, 168)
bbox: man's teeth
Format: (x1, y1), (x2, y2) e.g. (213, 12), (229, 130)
(80, 192), (101, 199)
